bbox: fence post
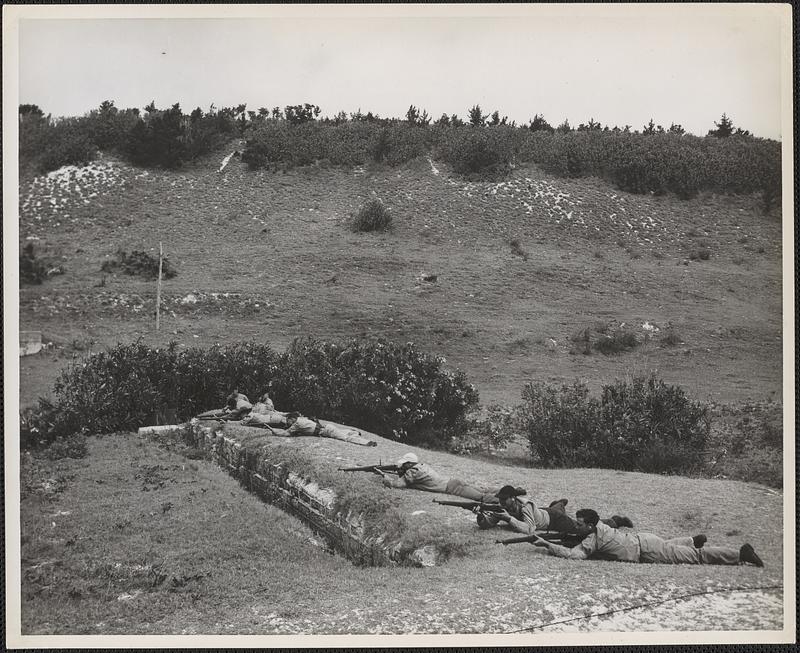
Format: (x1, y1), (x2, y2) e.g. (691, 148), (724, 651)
(155, 242), (163, 331)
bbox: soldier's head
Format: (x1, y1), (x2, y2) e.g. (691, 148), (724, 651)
(576, 508), (600, 528)
(495, 485), (526, 513)
(395, 452), (419, 474)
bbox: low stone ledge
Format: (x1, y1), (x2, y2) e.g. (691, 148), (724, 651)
(141, 420), (446, 567)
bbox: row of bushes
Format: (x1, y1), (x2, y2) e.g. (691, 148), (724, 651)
(22, 337), (780, 485)
(21, 103), (780, 208)
(241, 123), (780, 207)
(20, 101), (243, 174)
(20, 338), (478, 451)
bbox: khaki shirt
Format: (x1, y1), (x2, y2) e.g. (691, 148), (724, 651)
(546, 522), (641, 561)
(385, 463), (449, 492)
(507, 498), (550, 534)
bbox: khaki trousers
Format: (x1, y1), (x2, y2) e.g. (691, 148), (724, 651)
(445, 479), (496, 503)
(638, 534), (740, 565)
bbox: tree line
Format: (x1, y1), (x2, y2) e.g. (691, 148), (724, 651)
(19, 101), (780, 210)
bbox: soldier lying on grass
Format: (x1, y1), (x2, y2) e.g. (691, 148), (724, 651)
(528, 508), (765, 566)
(480, 485), (634, 537)
(198, 391), (377, 446)
(380, 452), (499, 502)
(196, 390), (254, 421)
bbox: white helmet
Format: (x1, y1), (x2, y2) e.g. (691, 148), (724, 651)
(396, 452), (419, 466)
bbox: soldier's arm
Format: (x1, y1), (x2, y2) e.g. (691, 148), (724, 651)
(506, 516), (535, 534)
(382, 475), (407, 488)
(383, 466), (416, 488)
(543, 534), (595, 559)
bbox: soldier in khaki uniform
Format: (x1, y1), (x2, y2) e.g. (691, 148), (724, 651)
(487, 485), (633, 535)
(531, 508), (764, 566)
(381, 453), (498, 502)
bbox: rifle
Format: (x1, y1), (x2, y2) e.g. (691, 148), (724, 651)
(338, 463), (400, 475)
(433, 499), (505, 513)
(496, 532), (584, 547)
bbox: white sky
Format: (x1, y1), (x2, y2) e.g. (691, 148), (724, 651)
(7, 4), (790, 139)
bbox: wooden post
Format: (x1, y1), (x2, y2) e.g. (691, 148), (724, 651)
(155, 242), (163, 331)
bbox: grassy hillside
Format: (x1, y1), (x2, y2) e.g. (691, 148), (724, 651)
(15, 145), (787, 637)
(19, 431), (783, 635)
(19, 146), (782, 412)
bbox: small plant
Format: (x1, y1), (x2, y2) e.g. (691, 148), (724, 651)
(660, 323), (683, 346)
(452, 405), (518, 455)
(509, 238), (529, 261)
(570, 322), (638, 355)
(351, 197), (392, 233)
(593, 326), (638, 354)
(101, 249), (177, 279)
(688, 248), (711, 261)
(20, 242), (65, 285)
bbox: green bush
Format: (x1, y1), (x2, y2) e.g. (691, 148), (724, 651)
(268, 337), (478, 446)
(20, 242), (66, 284)
(351, 197), (392, 232)
(570, 322), (638, 355)
(434, 125), (514, 179)
(376, 125), (430, 166)
(451, 405), (518, 455)
(21, 338), (478, 451)
(593, 327), (638, 354)
(520, 376), (709, 473)
(124, 103), (187, 168)
(702, 401), (782, 488)
(35, 119), (98, 173)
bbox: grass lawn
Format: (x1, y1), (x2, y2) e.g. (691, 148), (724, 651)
(17, 432), (784, 636)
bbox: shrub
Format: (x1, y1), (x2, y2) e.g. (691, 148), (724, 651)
(351, 197), (392, 232)
(374, 125), (430, 166)
(20, 242), (66, 284)
(451, 405), (518, 455)
(702, 401), (782, 488)
(660, 323), (683, 346)
(269, 337), (478, 446)
(592, 326), (638, 354)
(22, 338), (478, 451)
(689, 248), (712, 261)
(434, 125), (513, 179)
(34, 118), (98, 173)
(100, 249), (177, 279)
(509, 238), (529, 260)
(570, 322), (638, 355)
(124, 103), (188, 168)
(520, 375), (709, 473)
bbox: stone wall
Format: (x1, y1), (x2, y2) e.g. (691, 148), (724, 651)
(142, 420), (440, 567)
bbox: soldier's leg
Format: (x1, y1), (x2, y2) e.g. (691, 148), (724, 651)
(650, 538), (739, 564)
(698, 546), (742, 565)
(638, 533), (702, 563)
(445, 479), (495, 502)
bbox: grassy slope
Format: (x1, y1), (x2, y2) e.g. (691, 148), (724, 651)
(16, 147), (786, 635)
(20, 433), (783, 635)
(19, 149), (782, 409)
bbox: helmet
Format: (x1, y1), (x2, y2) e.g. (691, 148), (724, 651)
(396, 452), (419, 466)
